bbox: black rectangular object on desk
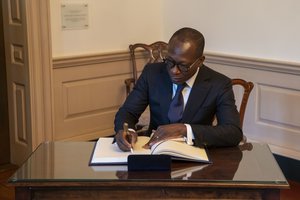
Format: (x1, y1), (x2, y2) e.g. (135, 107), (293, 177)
(128, 154), (171, 171)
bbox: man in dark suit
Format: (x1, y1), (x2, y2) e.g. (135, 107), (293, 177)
(114, 27), (242, 151)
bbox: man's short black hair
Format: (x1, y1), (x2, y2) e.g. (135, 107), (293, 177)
(169, 27), (205, 57)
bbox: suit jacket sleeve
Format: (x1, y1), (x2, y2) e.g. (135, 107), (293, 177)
(191, 77), (243, 147)
(114, 65), (150, 132)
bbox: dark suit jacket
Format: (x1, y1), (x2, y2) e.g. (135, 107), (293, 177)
(114, 63), (242, 147)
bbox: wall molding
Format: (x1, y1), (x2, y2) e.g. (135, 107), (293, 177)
(53, 51), (131, 69)
(54, 50), (300, 75)
(205, 51), (300, 75)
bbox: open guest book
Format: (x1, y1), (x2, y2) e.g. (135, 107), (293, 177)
(89, 136), (211, 165)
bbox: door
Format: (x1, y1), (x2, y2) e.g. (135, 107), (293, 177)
(2, 0), (53, 164)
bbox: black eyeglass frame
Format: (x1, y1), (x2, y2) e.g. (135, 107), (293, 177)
(163, 57), (200, 73)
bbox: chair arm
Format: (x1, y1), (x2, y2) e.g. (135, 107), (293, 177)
(124, 78), (135, 96)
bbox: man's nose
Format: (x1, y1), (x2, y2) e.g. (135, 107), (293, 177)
(170, 65), (181, 74)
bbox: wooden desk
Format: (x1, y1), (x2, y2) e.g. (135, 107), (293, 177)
(8, 142), (289, 199)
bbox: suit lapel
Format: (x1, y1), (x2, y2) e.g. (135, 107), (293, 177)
(158, 67), (173, 123)
(182, 66), (212, 122)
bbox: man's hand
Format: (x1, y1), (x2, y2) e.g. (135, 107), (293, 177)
(143, 123), (187, 149)
(115, 129), (137, 152)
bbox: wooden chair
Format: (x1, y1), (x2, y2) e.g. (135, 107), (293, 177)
(231, 79), (254, 144)
(125, 42), (254, 144)
(231, 79), (254, 129)
(125, 41), (168, 96)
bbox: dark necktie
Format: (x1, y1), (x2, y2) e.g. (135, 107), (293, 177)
(168, 83), (186, 123)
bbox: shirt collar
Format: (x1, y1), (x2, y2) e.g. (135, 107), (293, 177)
(172, 67), (200, 90)
(185, 67), (200, 88)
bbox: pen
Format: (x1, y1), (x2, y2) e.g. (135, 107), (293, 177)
(123, 123), (134, 153)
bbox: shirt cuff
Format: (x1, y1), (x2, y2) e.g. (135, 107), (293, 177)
(184, 124), (194, 145)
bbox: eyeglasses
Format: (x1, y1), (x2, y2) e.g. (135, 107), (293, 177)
(164, 57), (199, 72)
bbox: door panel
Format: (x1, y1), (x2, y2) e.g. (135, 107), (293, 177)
(2, 0), (32, 163)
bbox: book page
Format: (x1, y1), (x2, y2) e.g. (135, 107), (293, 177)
(91, 137), (151, 164)
(151, 140), (209, 162)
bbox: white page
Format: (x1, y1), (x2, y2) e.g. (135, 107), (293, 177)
(91, 137), (151, 164)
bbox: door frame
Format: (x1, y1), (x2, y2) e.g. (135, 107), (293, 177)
(25, 0), (53, 146)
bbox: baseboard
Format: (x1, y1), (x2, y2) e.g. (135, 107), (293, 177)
(274, 154), (300, 182)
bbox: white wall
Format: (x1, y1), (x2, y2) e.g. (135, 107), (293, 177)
(162, 0), (300, 63)
(50, 0), (163, 57)
(51, 0), (300, 63)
